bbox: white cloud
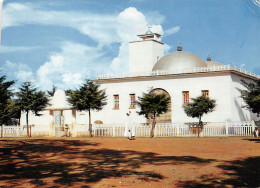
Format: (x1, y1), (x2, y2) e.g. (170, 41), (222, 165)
(164, 26), (180, 37)
(240, 64), (246, 68)
(36, 41), (110, 90)
(4, 60), (35, 82)
(3, 5), (169, 90)
(0, 45), (39, 53)
(2, 2), (119, 45)
(110, 7), (164, 73)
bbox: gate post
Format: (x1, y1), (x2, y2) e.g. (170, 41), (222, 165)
(225, 121), (229, 136)
(176, 123), (180, 136)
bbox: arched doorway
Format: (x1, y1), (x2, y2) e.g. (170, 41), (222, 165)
(148, 88), (172, 123)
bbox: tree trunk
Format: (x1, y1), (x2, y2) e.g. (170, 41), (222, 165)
(150, 114), (156, 138)
(89, 110), (92, 137)
(26, 111), (30, 137)
(198, 115), (201, 138)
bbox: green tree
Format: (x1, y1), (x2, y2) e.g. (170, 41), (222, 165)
(136, 92), (170, 137)
(0, 76), (15, 125)
(239, 79), (260, 116)
(16, 82), (50, 137)
(184, 95), (216, 137)
(66, 80), (107, 137)
(47, 85), (57, 97)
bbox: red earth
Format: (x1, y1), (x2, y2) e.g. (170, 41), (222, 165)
(0, 137), (259, 187)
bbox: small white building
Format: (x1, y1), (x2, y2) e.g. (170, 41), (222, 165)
(21, 30), (260, 136)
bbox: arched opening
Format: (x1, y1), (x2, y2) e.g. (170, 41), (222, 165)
(148, 88), (172, 123)
(94, 120), (103, 124)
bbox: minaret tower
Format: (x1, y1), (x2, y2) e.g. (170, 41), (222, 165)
(129, 28), (164, 73)
(0, 0), (4, 45)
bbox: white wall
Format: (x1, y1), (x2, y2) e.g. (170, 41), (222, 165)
(129, 40), (164, 73)
(92, 73), (236, 124)
(21, 110), (51, 127)
(230, 73), (260, 121)
(21, 72), (258, 127)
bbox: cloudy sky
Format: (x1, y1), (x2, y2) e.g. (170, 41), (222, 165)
(0, 0), (260, 91)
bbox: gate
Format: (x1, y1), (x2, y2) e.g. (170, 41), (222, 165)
(54, 110), (64, 137)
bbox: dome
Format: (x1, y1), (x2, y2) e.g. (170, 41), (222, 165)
(152, 51), (207, 71)
(206, 61), (222, 67)
(46, 89), (72, 110)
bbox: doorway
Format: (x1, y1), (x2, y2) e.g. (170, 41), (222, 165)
(54, 110), (64, 136)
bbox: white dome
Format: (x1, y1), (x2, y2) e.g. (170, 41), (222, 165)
(206, 61), (222, 67)
(152, 51), (207, 71)
(46, 90), (72, 110)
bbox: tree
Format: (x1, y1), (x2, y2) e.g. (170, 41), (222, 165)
(16, 82), (50, 137)
(184, 95), (216, 137)
(66, 80), (107, 137)
(239, 79), (260, 116)
(47, 85), (57, 97)
(0, 76), (15, 125)
(136, 92), (170, 137)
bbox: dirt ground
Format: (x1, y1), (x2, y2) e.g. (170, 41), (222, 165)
(0, 137), (259, 188)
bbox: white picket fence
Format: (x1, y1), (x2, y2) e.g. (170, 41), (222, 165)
(0, 121), (258, 138)
(91, 121), (257, 137)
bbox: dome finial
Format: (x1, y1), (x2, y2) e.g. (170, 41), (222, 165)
(207, 53), (211, 61)
(146, 24), (153, 35)
(177, 41), (182, 51)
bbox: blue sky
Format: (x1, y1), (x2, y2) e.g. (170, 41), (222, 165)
(0, 0), (260, 90)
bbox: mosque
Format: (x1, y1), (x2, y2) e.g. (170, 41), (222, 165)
(20, 29), (260, 135)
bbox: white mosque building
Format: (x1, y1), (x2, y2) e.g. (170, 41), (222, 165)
(20, 29), (260, 136)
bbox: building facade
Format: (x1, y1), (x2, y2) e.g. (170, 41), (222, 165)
(21, 30), (260, 134)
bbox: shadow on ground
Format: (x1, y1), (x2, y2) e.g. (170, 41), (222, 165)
(0, 139), (215, 187)
(243, 138), (260, 143)
(176, 156), (260, 187)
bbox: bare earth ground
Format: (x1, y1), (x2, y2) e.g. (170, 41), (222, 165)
(0, 137), (259, 188)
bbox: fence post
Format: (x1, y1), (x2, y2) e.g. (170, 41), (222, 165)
(225, 121), (229, 136)
(16, 124), (19, 137)
(252, 121), (256, 136)
(154, 125), (157, 137)
(176, 123), (180, 136)
(113, 125), (115, 137)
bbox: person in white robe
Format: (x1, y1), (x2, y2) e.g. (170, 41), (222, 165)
(124, 111), (135, 139)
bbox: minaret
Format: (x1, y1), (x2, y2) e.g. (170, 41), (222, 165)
(129, 29), (164, 73)
(0, 0), (3, 45)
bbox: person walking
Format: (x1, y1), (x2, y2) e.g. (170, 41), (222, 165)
(124, 111), (135, 140)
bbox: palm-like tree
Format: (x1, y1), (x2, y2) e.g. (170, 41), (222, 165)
(16, 82), (50, 137)
(137, 92), (170, 137)
(66, 80), (107, 137)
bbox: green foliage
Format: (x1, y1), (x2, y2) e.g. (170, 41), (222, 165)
(66, 80), (107, 112)
(184, 95), (216, 121)
(184, 95), (216, 138)
(239, 79), (260, 116)
(0, 76), (15, 125)
(47, 85), (57, 97)
(16, 82), (50, 137)
(136, 92), (170, 137)
(137, 92), (170, 119)
(16, 82), (50, 115)
(66, 80), (107, 137)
